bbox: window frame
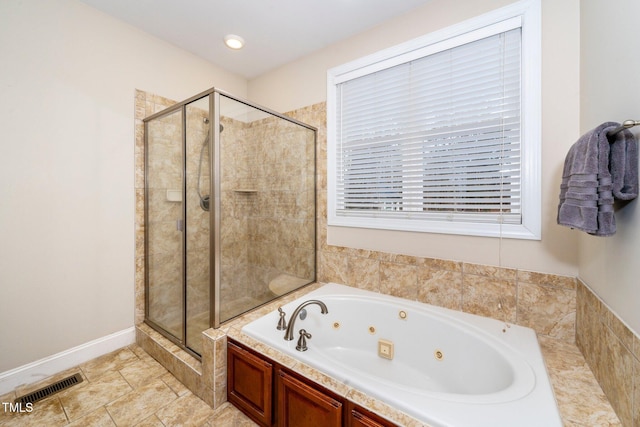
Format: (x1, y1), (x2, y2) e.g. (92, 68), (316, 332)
(327, 0), (541, 240)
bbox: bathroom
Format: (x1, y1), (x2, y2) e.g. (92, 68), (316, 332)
(1, 0), (639, 425)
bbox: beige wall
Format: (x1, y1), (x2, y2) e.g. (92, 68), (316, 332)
(250, 0), (581, 276)
(579, 0), (640, 335)
(0, 0), (247, 372)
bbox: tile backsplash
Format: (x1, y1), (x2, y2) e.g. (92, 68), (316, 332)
(318, 247), (576, 343)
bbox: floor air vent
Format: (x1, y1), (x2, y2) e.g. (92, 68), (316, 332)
(15, 373), (83, 404)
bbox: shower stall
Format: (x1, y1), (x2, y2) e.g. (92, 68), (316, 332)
(143, 88), (316, 356)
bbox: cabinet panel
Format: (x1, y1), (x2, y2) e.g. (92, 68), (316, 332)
(277, 369), (342, 427)
(227, 341), (273, 427)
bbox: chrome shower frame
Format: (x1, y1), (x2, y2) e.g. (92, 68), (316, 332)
(143, 87), (317, 358)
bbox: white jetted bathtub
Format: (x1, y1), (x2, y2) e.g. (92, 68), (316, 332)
(241, 283), (562, 427)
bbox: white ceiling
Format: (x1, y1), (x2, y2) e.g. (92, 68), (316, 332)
(79, 0), (433, 79)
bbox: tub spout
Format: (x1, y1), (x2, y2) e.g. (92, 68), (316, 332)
(284, 300), (328, 341)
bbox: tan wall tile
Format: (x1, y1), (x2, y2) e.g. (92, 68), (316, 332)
(517, 282), (575, 341)
(600, 326), (634, 426)
(463, 262), (517, 281)
(347, 256), (380, 292)
(518, 270), (576, 290)
(416, 257), (462, 272)
(417, 267), (462, 311)
(462, 274), (516, 322)
(576, 281), (638, 426)
(319, 250), (349, 284)
(379, 261), (417, 300)
(379, 253), (418, 265)
(606, 310), (635, 352)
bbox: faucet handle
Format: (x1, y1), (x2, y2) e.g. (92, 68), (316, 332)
(277, 307), (287, 330)
(296, 329), (312, 352)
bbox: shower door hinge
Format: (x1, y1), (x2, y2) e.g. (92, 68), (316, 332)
(176, 219), (184, 231)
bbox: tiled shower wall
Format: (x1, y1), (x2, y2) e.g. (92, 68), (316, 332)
(243, 116), (316, 289)
(221, 114), (315, 304)
(217, 115), (253, 311)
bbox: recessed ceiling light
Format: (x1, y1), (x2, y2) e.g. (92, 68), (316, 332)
(224, 34), (245, 50)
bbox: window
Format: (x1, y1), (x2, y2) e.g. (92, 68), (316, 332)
(327, 0), (540, 239)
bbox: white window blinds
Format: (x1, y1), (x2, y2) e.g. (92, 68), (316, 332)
(328, 1), (541, 240)
(334, 26), (523, 226)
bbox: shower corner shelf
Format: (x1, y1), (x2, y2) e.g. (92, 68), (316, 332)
(233, 189), (258, 194)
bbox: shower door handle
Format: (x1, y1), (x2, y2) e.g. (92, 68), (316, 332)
(176, 219), (184, 232)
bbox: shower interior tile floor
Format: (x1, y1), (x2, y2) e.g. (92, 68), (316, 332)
(0, 345), (257, 427)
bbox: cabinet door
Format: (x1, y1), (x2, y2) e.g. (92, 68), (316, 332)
(347, 402), (398, 427)
(227, 340), (273, 427)
(276, 369), (342, 427)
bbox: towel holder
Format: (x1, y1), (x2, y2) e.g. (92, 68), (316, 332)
(607, 120), (640, 137)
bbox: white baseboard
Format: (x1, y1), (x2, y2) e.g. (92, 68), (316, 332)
(0, 327), (136, 395)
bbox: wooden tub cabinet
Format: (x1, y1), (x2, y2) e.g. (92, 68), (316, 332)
(227, 339), (397, 427)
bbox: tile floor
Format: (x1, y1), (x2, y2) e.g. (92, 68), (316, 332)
(0, 345), (257, 427)
(0, 336), (622, 426)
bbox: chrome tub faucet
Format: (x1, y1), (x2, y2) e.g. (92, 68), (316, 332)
(283, 299), (328, 341)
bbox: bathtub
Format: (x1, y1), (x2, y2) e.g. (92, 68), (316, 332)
(241, 283), (562, 427)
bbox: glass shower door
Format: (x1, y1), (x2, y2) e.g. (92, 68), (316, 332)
(185, 96), (211, 355)
(145, 109), (184, 342)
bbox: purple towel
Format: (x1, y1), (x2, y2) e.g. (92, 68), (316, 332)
(557, 122), (638, 236)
